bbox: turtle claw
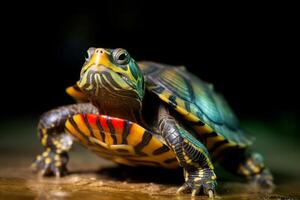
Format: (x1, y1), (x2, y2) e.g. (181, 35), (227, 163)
(251, 169), (274, 189)
(176, 183), (190, 195)
(32, 149), (68, 177)
(176, 186), (185, 194)
(208, 190), (214, 198)
(176, 181), (216, 197)
(191, 188), (200, 197)
(37, 164), (50, 177)
(54, 169), (62, 178)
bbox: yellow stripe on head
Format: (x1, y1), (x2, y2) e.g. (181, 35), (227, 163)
(79, 48), (145, 100)
(81, 48), (113, 77)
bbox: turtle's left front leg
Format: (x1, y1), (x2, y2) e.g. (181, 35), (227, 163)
(157, 104), (216, 197)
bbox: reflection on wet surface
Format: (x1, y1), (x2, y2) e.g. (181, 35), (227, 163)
(0, 119), (299, 199)
(1, 150), (299, 200)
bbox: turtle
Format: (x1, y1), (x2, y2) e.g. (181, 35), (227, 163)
(32, 47), (273, 197)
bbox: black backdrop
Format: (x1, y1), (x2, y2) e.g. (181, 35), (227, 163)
(1, 3), (298, 122)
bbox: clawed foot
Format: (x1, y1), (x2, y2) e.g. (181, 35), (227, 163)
(176, 182), (216, 198)
(31, 148), (69, 177)
(251, 168), (274, 189)
(176, 169), (217, 198)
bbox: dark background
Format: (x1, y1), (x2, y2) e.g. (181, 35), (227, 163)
(1, 3), (298, 128)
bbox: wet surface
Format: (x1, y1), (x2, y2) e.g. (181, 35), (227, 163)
(0, 118), (299, 199)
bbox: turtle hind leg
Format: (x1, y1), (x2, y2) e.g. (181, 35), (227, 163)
(219, 148), (274, 188)
(238, 152), (274, 188)
(32, 103), (98, 177)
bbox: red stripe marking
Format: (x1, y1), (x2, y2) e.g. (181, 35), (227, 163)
(86, 114), (98, 125)
(110, 117), (125, 132)
(99, 115), (109, 132)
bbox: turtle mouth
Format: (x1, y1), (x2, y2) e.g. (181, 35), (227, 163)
(78, 65), (138, 98)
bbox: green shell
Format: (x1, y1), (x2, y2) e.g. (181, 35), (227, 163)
(139, 61), (252, 147)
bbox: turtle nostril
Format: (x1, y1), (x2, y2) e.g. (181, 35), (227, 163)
(96, 49), (104, 54)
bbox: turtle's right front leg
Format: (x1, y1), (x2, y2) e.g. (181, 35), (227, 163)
(31, 103), (98, 177)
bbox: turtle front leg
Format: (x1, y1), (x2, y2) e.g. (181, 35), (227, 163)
(157, 104), (216, 197)
(32, 103), (98, 177)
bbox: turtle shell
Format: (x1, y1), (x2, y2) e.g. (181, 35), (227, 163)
(139, 61), (253, 150)
(65, 113), (178, 168)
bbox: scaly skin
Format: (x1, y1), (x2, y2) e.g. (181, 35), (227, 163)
(157, 104), (216, 197)
(32, 103), (98, 176)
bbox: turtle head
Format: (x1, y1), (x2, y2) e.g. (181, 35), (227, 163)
(78, 48), (145, 101)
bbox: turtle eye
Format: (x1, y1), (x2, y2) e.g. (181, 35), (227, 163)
(113, 48), (129, 65)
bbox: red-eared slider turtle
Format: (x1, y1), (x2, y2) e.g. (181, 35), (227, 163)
(32, 48), (273, 197)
